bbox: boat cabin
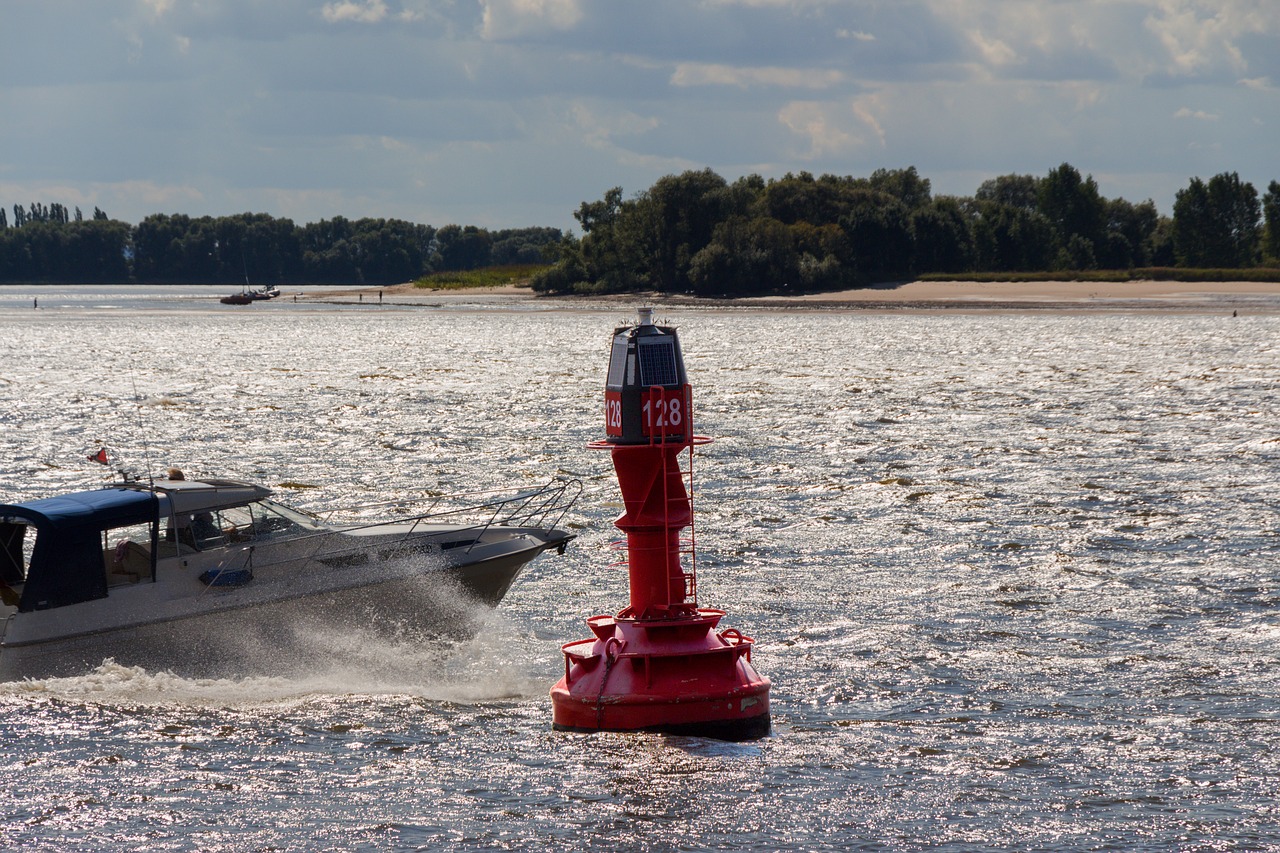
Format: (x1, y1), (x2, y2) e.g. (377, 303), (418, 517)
(0, 479), (321, 613)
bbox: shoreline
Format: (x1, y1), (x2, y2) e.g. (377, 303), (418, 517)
(310, 279), (1280, 314)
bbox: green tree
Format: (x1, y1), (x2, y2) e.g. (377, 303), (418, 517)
(866, 166), (932, 210)
(573, 187), (646, 292)
(490, 227), (563, 265)
(967, 199), (1055, 271)
(62, 219), (131, 282)
(839, 190), (914, 281)
(632, 168), (728, 292)
(1099, 198), (1159, 268)
(788, 221), (854, 290)
(911, 197), (973, 273)
(530, 237), (588, 294)
(976, 174), (1040, 211)
(1262, 180), (1280, 263)
(1038, 163), (1106, 269)
(763, 172), (852, 225)
(688, 216), (797, 296)
(301, 216), (359, 282)
(1147, 215), (1176, 266)
(436, 224), (492, 271)
(1172, 172), (1260, 267)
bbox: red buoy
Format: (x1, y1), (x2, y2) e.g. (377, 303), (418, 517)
(551, 309), (770, 740)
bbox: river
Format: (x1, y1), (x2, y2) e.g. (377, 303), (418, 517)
(1, 287), (1278, 850)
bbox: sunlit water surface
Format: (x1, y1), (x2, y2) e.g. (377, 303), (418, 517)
(1, 288), (1278, 850)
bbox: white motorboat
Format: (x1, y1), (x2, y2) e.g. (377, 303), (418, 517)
(0, 476), (579, 679)
(248, 285), (280, 300)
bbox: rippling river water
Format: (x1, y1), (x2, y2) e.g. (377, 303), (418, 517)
(1, 287), (1278, 851)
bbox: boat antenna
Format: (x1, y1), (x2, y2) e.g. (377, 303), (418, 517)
(128, 369), (156, 488)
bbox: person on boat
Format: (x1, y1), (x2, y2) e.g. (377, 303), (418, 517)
(189, 512), (220, 547)
(165, 516), (198, 551)
(165, 507), (219, 550)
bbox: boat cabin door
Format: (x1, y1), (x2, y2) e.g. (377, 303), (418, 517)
(0, 520), (28, 607)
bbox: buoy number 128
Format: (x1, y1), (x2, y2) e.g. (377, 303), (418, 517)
(643, 396), (682, 430)
(605, 397), (623, 431)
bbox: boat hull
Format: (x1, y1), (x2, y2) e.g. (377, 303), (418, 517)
(0, 541), (546, 680)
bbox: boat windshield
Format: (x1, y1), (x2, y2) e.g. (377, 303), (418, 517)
(246, 499), (327, 534)
(163, 499), (326, 553)
(214, 499), (326, 541)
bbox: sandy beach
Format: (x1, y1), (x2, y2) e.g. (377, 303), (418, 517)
(319, 279), (1280, 313)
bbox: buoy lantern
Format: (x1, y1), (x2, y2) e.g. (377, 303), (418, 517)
(550, 308), (771, 740)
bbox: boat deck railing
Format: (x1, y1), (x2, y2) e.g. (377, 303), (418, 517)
(320, 477), (582, 532)
(200, 478), (581, 586)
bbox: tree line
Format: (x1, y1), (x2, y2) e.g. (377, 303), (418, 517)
(0, 207), (561, 284)
(5, 164), (1277, 292)
(531, 165), (1280, 296)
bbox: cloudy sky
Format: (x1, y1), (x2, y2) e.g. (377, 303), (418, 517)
(2, 0), (1276, 231)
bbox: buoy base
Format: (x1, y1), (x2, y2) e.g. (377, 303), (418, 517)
(550, 609), (771, 742)
(551, 708), (771, 742)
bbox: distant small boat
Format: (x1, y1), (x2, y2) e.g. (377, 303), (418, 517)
(222, 257), (278, 304)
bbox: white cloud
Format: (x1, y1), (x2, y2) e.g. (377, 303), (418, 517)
(1061, 82), (1103, 111)
(778, 101), (859, 159)
(1143, 0), (1280, 78)
(968, 29), (1020, 67)
(702, 0), (801, 6)
(571, 102), (659, 150)
(4, 0), (1276, 231)
(671, 63), (845, 90)
(322, 1), (389, 24)
(908, 0), (1280, 94)
(1174, 106), (1219, 120)
(480, 0), (582, 40)
(851, 94), (886, 148)
(139, 0), (174, 17)
(30, 180), (206, 214)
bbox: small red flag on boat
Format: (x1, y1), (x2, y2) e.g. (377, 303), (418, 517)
(87, 448), (109, 465)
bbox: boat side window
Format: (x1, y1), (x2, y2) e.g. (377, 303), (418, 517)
(161, 501), (322, 551)
(1, 519), (30, 584)
(169, 508), (256, 550)
(181, 511), (224, 550)
(252, 500), (325, 535)
(1, 519), (31, 605)
(219, 505), (256, 542)
(103, 520), (155, 584)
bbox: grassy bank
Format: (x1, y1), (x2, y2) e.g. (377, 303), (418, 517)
(413, 264), (550, 290)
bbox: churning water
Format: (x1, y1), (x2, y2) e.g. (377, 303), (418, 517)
(1, 287), (1278, 851)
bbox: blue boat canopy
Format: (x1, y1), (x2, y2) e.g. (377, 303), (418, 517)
(5, 488), (158, 527)
(0, 488), (160, 612)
